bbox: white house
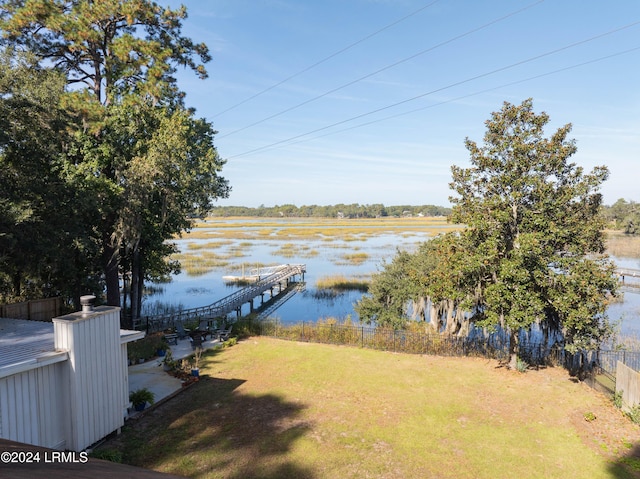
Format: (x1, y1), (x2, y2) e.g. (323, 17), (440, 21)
(0, 296), (144, 451)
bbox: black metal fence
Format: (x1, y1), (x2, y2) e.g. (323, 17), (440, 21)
(598, 349), (640, 375)
(234, 319), (620, 376)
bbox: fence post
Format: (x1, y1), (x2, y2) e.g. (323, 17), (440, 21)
(361, 326), (364, 348)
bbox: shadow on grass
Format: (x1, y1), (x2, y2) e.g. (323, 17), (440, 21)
(609, 442), (640, 479)
(100, 376), (314, 479)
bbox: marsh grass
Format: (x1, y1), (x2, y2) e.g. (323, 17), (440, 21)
(184, 229), (257, 240)
(607, 232), (640, 260)
(272, 242), (319, 258)
(186, 240), (232, 250)
(336, 252), (369, 265)
(141, 299), (184, 317)
(100, 338), (639, 479)
(316, 274), (369, 292)
(180, 217), (462, 242)
(171, 251), (231, 276)
(225, 243), (252, 258)
(273, 242), (298, 258)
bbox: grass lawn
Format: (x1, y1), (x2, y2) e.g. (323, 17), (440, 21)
(99, 338), (640, 478)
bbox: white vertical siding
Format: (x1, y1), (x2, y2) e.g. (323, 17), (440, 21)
(54, 306), (124, 451)
(36, 362), (67, 449)
(0, 363), (66, 449)
(1, 308), (139, 451)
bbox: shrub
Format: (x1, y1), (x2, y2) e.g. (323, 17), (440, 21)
(223, 337), (237, 348)
(127, 332), (166, 362)
(614, 390), (624, 409)
(516, 357), (529, 373)
(628, 404), (640, 425)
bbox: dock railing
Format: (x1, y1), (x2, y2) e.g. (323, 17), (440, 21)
(138, 264), (305, 332)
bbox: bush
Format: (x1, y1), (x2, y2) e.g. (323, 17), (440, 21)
(516, 357), (529, 373)
(223, 337), (237, 348)
(614, 390), (624, 409)
(627, 405), (640, 425)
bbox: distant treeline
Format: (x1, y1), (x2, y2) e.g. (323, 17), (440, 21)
(602, 199), (640, 235)
(209, 204), (452, 218)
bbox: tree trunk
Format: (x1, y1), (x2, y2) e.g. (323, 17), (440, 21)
(103, 240), (120, 307)
(130, 247), (141, 322)
(508, 328), (519, 370)
(136, 271), (144, 320)
(428, 299), (440, 332)
(12, 271), (21, 299)
(445, 299), (456, 335)
(122, 273), (128, 318)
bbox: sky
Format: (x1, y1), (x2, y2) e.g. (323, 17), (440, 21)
(166, 0), (640, 208)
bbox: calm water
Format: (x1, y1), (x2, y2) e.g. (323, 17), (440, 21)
(143, 226), (428, 322)
(143, 220), (640, 335)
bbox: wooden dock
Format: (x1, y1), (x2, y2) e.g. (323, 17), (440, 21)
(139, 264), (306, 332)
(616, 267), (640, 294)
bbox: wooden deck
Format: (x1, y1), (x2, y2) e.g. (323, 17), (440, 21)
(0, 439), (186, 478)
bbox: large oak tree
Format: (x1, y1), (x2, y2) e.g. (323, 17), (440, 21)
(358, 99), (618, 368)
(450, 99), (617, 367)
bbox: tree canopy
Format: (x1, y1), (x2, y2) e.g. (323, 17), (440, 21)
(0, 0), (210, 106)
(0, 2), (229, 319)
(357, 99), (618, 367)
(0, 48), (101, 302)
(603, 198), (640, 235)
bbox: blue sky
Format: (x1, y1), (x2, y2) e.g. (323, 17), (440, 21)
(168, 0), (640, 208)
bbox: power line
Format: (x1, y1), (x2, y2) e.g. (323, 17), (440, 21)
(218, 0), (544, 139)
(226, 20), (640, 159)
(281, 46), (640, 150)
(213, 0), (441, 118)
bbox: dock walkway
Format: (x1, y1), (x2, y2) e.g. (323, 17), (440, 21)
(139, 264), (306, 332)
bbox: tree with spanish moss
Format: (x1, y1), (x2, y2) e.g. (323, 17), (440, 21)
(358, 99), (618, 369)
(449, 98), (617, 368)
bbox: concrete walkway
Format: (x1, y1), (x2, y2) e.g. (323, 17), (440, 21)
(127, 335), (222, 417)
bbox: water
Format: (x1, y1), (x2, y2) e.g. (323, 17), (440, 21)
(143, 226), (428, 322)
(608, 256), (640, 337)
(143, 220), (640, 335)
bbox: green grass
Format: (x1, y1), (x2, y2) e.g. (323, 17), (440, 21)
(99, 338), (640, 479)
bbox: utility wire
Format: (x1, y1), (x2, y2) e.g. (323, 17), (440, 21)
(218, 0), (544, 139)
(279, 46), (640, 150)
(226, 20), (640, 159)
(213, 0), (441, 117)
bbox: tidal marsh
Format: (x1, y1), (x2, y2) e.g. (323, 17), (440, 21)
(316, 274), (370, 292)
(607, 231), (640, 260)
